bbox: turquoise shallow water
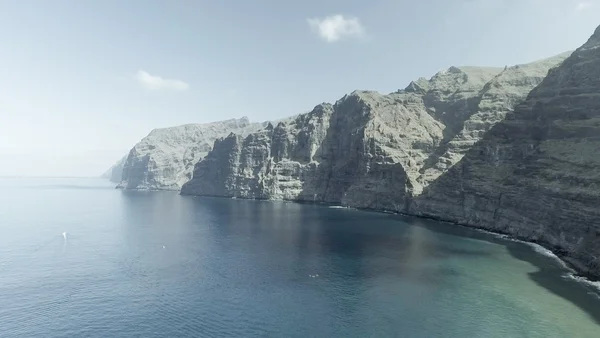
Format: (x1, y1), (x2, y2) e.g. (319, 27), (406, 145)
(0, 177), (599, 337)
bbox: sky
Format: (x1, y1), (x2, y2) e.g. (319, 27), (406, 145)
(0, 0), (599, 177)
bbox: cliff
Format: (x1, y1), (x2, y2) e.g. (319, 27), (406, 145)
(101, 156), (126, 183)
(117, 117), (267, 190)
(179, 40), (600, 274)
(412, 27), (600, 277)
(182, 51), (569, 201)
(181, 104), (334, 199)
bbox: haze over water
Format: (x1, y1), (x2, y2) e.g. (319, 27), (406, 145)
(0, 178), (598, 337)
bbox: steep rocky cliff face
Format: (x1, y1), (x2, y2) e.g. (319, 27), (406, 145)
(101, 156), (126, 183)
(182, 52), (568, 202)
(117, 117), (266, 190)
(179, 41), (600, 275)
(181, 104), (333, 200)
(419, 52), (572, 185)
(412, 27), (600, 277)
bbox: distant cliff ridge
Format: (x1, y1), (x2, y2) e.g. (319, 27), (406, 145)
(116, 117), (268, 190)
(101, 156), (126, 183)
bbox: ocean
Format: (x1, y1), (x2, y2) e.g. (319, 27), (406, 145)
(0, 177), (598, 337)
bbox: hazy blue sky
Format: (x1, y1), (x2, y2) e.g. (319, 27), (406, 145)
(0, 0), (598, 177)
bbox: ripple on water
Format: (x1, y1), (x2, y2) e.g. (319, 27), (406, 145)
(1, 178), (600, 337)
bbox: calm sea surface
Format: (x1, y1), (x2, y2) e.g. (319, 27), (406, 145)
(0, 177), (599, 337)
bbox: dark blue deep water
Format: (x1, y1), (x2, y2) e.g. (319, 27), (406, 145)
(1, 178), (599, 337)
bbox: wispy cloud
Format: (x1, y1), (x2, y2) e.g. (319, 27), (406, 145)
(135, 70), (189, 91)
(575, 1), (594, 11)
(307, 15), (365, 42)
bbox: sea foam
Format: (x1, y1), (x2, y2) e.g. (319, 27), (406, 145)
(563, 273), (600, 297)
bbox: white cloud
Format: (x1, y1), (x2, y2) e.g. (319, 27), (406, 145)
(135, 70), (189, 91)
(307, 15), (365, 42)
(575, 1), (594, 11)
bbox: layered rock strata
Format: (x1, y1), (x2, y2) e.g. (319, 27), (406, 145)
(117, 117), (266, 190)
